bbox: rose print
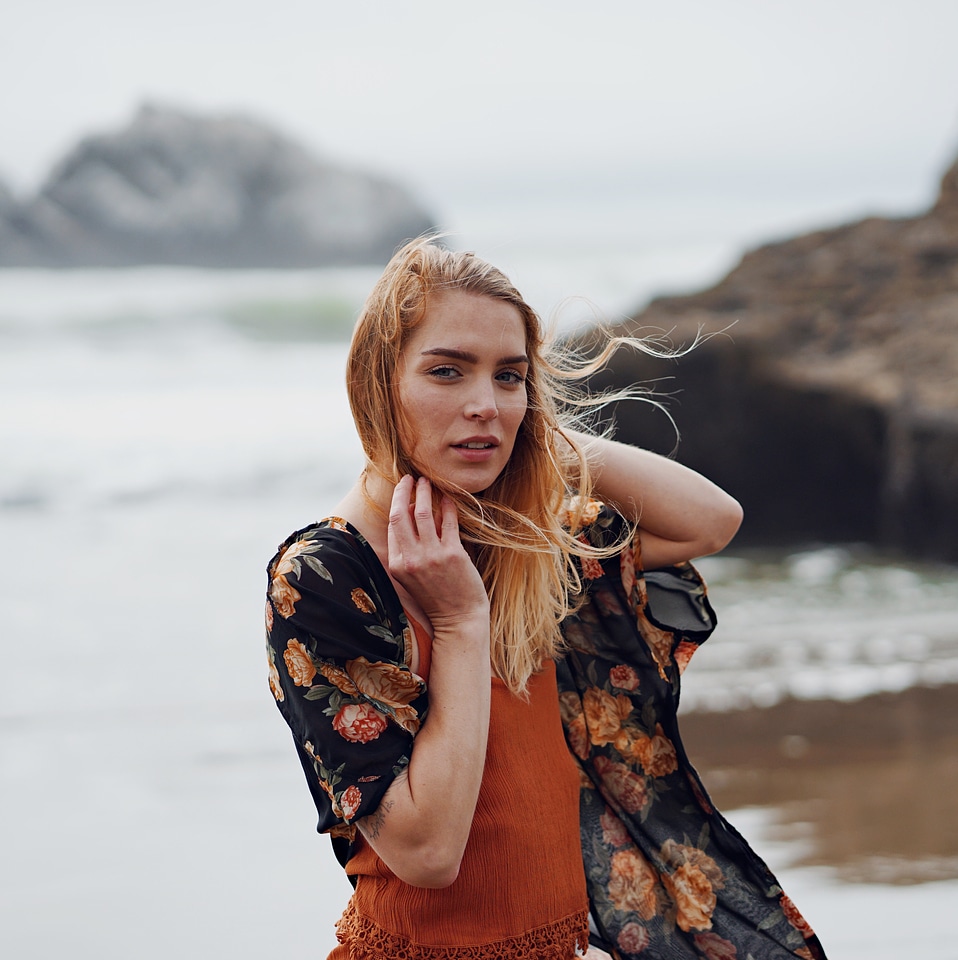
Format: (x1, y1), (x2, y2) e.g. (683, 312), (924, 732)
(274, 538), (320, 576)
(693, 932), (738, 960)
(660, 840), (724, 890)
(607, 848), (658, 920)
(564, 495), (602, 531)
(568, 716), (590, 759)
(662, 863), (717, 932)
(340, 784), (362, 820)
(270, 573), (301, 619)
(635, 609), (675, 678)
(609, 664), (639, 691)
(389, 704), (421, 736)
(614, 727), (637, 758)
(780, 893), (815, 938)
(593, 755), (647, 814)
(583, 687), (632, 746)
(616, 922), (650, 955)
(350, 587), (376, 614)
(600, 809), (630, 848)
(332, 702), (389, 743)
(559, 693), (589, 759)
(267, 649), (284, 702)
(674, 640), (698, 675)
(558, 690), (584, 724)
(283, 638), (317, 687)
(581, 553), (605, 580)
(346, 657), (423, 708)
(632, 724), (678, 778)
(319, 662), (360, 696)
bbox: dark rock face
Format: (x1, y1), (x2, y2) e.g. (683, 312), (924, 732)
(0, 104), (436, 268)
(0, 177), (14, 216)
(592, 156), (958, 560)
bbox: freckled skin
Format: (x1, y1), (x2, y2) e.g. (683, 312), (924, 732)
(396, 290), (529, 494)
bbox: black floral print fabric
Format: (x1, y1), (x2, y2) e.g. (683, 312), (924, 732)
(265, 518), (428, 869)
(559, 508), (827, 959)
(265, 508), (826, 960)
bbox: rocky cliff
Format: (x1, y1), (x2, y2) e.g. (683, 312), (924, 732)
(0, 105), (435, 268)
(0, 177), (14, 218)
(591, 156), (958, 560)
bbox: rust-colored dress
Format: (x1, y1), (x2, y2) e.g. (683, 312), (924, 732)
(329, 617), (590, 958)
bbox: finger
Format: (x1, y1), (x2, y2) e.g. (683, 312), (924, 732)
(387, 475), (416, 563)
(412, 476), (439, 540)
(439, 496), (460, 541)
(389, 475), (415, 522)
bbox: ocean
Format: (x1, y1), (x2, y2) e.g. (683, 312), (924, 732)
(2, 229), (957, 958)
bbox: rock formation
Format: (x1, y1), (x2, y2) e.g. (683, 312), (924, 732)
(590, 155), (958, 561)
(0, 176), (14, 217)
(0, 104), (435, 268)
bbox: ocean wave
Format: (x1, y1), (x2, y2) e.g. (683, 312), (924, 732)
(0, 266), (381, 342)
(684, 549), (958, 710)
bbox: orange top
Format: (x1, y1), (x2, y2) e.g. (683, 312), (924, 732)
(328, 617), (589, 959)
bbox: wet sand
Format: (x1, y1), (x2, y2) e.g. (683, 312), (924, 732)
(679, 683), (958, 884)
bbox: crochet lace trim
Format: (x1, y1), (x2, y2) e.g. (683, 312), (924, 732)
(334, 900), (590, 959)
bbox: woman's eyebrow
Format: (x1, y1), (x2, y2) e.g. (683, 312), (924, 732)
(420, 347), (530, 366)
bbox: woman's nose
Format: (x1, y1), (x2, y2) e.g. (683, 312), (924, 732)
(464, 383), (498, 421)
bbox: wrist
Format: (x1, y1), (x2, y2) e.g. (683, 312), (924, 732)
(429, 614), (490, 654)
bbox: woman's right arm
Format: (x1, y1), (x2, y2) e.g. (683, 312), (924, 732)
(355, 475), (491, 888)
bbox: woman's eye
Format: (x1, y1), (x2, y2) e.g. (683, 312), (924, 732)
(427, 365), (460, 380)
(497, 369), (526, 385)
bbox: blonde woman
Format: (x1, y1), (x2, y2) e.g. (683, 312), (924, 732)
(266, 238), (827, 960)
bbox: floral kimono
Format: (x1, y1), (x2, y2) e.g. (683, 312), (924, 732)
(265, 506), (827, 960)
(556, 506), (827, 959)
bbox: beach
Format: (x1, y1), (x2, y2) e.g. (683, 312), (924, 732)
(683, 685), (958, 882)
(681, 686), (958, 957)
(2, 262), (957, 959)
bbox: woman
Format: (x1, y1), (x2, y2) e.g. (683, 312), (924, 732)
(266, 238), (827, 959)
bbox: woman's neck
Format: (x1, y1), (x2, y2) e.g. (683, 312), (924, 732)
(333, 471), (392, 560)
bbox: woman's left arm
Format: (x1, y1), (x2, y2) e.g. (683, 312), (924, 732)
(566, 430), (743, 569)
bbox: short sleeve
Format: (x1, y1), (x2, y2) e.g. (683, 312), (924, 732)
(265, 521), (428, 842)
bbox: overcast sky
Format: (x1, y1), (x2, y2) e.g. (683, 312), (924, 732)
(3, 0), (958, 232)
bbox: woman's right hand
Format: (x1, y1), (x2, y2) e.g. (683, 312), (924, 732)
(386, 475), (489, 635)
(354, 474), (492, 888)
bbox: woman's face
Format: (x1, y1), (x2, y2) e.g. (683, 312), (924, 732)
(396, 289), (529, 494)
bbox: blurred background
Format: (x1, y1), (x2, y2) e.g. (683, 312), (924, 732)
(2, 2), (958, 958)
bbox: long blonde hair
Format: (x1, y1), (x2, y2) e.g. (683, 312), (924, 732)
(347, 237), (658, 694)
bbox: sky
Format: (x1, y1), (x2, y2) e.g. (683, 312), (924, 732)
(3, 0), (958, 248)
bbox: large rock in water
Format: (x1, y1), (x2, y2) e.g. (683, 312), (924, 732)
(0, 104), (435, 267)
(589, 156), (958, 561)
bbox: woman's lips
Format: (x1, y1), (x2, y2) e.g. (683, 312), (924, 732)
(451, 438), (499, 461)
